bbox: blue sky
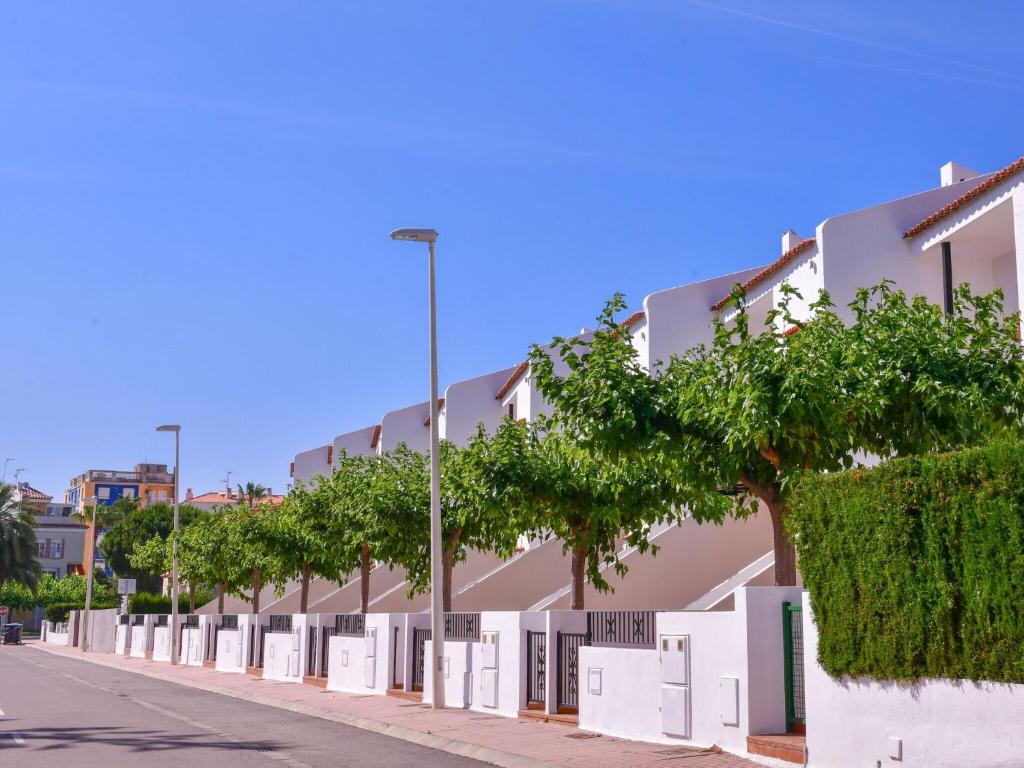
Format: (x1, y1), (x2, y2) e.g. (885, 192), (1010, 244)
(3, 1), (1023, 499)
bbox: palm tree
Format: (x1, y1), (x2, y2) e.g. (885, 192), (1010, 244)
(0, 483), (42, 589)
(236, 482), (268, 509)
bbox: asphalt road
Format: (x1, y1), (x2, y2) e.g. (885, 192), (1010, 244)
(0, 645), (489, 768)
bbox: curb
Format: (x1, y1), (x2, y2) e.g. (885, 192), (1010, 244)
(27, 643), (552, 768)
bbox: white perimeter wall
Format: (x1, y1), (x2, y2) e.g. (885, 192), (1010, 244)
(182, 626), (204, 666)
(579, 587), (803, 754)
(326, 613), (404, 694)
(803, 591), (1024, 768)
(152, 624), (171, 661)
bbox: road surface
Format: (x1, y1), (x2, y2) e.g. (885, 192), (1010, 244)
(0, 644), (489, 768)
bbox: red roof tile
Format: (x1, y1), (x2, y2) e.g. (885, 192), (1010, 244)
(423, 398), (445, 426)
(622, 310), (646, 329)
(17, 484), (52, 501)
(370, 424), (382, 449)
(903, 157), (1024, 239)
(710, 238), (817, 312)
(495, 360), (530, 401)
(188, 490), (285, 507)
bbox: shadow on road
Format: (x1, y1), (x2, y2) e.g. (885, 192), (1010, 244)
(0, 724), (285, 754)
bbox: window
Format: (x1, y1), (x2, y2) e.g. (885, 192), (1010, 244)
(122, 488), (135, 499)
(98, 487), (111, 499)
(36, 539), (64, 559)
(508, 403), (515, 419)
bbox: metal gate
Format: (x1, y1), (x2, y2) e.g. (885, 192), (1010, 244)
(556, 632), (586, 711)
(411, 627), (431, 691)
(526, 631), (546, 706)
(320, 626), (337, 677)
(783, 601), (806, 731)
(257, 624), (270, 667)
(307, 626), (317, 677)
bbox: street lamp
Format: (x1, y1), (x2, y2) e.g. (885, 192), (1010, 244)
(390, 227), (444, 709)
(156, 424), (181, 665)
(81, 495), (100, 653)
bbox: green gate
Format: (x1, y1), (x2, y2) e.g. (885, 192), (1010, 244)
(782, 601), (805, 731)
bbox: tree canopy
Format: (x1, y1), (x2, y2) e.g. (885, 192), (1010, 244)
(530, 283), (1024, 585)
(100, 502), (204, 591)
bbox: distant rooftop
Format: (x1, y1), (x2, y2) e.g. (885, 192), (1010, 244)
(68, 463), (175, 488)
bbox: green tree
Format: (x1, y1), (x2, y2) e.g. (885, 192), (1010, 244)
(223, 502), (284, 614)
(35, 572), (114, 608)
(99, 502), (203, 591)
(273, 480), (351, 613)
(0, 581), (35, 612)
(531, 284), (1024, 586)
(0, 483), (41, 589)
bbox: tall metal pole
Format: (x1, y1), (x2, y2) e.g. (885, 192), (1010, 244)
(82, 496), (98, 652)
(170, 430), (181, 665)
(427, 238), (445, 709)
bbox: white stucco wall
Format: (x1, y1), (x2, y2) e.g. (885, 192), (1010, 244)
(379, 401), (430, 453)
(293, 444), (332, 486)
(262, 626), (304, 682)
(114, 623), (128, 654)
(215, 627), (246, 673)
(803, 591), (1024, 768)
(152, 624), (171, 662)
(181, 625), (204, 666)
(129, 621), (150, 658)
(332, 425), (378, 466)
(441, 366), (517, 446)
(326, 613), (404, 694)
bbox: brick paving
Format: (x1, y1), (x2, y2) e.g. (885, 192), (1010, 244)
(30, 642), (759, 768)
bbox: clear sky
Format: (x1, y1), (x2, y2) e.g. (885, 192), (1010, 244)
(3, 1), (1023, 499)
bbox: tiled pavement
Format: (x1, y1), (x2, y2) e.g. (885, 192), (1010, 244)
(29, 642), (759, 768)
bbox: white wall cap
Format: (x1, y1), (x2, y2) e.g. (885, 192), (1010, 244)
(940, 161), (981, 187)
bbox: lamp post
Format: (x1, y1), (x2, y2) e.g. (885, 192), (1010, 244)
(390, 227), (444, 709)
(81, 495), (100, 652)
(157, 424), (181, 665)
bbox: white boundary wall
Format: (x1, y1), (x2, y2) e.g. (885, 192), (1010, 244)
(129, 615), (154, 658)
(152, 621), (172, 662)
(803, 591), (1024, 768)
(44, 621), (70, 646)
(262, 614), (317, 683)
(327, 613), (405, 694)
(578, 587), (802, 754)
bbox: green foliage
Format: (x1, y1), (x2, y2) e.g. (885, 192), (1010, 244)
(128, 591), (191, 615)
(35, 572), (115, 608)
(98, 502), (204, 591)
(530, 283), (1024, 585)
(0, 483), (41, 589)
(790, 441), (1024, 683)
(0, 581), (35, 611)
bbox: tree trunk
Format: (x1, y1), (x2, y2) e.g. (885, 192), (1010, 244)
(251, 567), (262, 615)
(740, 474), (798, 586)
(769, 499), (798, 586)
(217, 582), (226, 614)
(442, 528), (462, 613)
(570, 543), (587, 611)
(360, 542), (371, 614)
(299, 564), (312, 614)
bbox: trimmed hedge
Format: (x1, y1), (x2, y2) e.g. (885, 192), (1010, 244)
(44, 601), (116, 623)
(790, 441), (1024, 683)
(128, 591), (191, 615)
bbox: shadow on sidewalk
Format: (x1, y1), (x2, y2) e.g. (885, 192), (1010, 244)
(0, 724), (284, 754)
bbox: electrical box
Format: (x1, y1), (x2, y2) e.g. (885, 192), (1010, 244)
(589, 668), (603, 696)
(480, 667), (498, 708)
(364, 655), (376, 688)
(719, 677), (739, 726)
(481, 631), (498, 668)
(341, 649), (349, 667)
(660, 635), (689, 685)
(661, 685), (691, 738)
(443, 657), (450, 678)
(365, 626), (377, 657)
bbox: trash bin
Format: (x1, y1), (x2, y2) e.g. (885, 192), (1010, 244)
(2, 623), (23, 644)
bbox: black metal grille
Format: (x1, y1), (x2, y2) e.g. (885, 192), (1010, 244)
(218, 615), (239, 630)
(119, 614), (130, 625)
(268, 614), (293, 633)
(320, 626), (337, 677)
(556, 632), (586, 711)
(444, 612), (480, 641)
(790, 609), (806, 721)
(156, 615), (168, 627)
(586, 611), (656, 649)
(257, 624), (270, 667)
(526, 631), (546, 705)
(335, 614), (365, 637)
(307, 626), (317, 677)
(184, 615), (199, 627)
(412, 627), (431, 691)
(132, 615), (145, 626)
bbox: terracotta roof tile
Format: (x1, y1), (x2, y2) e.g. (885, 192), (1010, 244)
(710, 238), (817, 312)
(903, 157), (1024, 239)
(495, 360), (530, 401)
(423, 398), (445, 426)
(189, 490), (285, 507)
(17, 484), (52, 501)
(370, 424), (382, 449)
(621, 310), (646, 329)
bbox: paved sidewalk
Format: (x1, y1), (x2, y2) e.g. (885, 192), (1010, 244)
(29, 642), (757, 768)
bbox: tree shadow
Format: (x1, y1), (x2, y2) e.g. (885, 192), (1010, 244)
(0, 724), (286, 754)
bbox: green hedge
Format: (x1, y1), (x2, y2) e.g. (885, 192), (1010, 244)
(790, 441), (1024, 683)
(44, 601), (116, 623)
(128, 591), (191, 615)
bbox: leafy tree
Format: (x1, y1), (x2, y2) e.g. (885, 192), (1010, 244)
(99, 502), (203, 591)
(223, 502), (284, 614)
(0, 581), (35, 612)
(0, 483), (41, 589)
(531, 284), (1024, 586)
(35, 572), (114, 608)
(272, 480), (350, 613)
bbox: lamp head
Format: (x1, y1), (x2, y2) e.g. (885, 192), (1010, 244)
(390, 228), (438, 243)
(156, 424), (181, 433)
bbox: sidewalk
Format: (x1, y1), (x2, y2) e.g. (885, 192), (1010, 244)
(29, 642), (757, 768)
